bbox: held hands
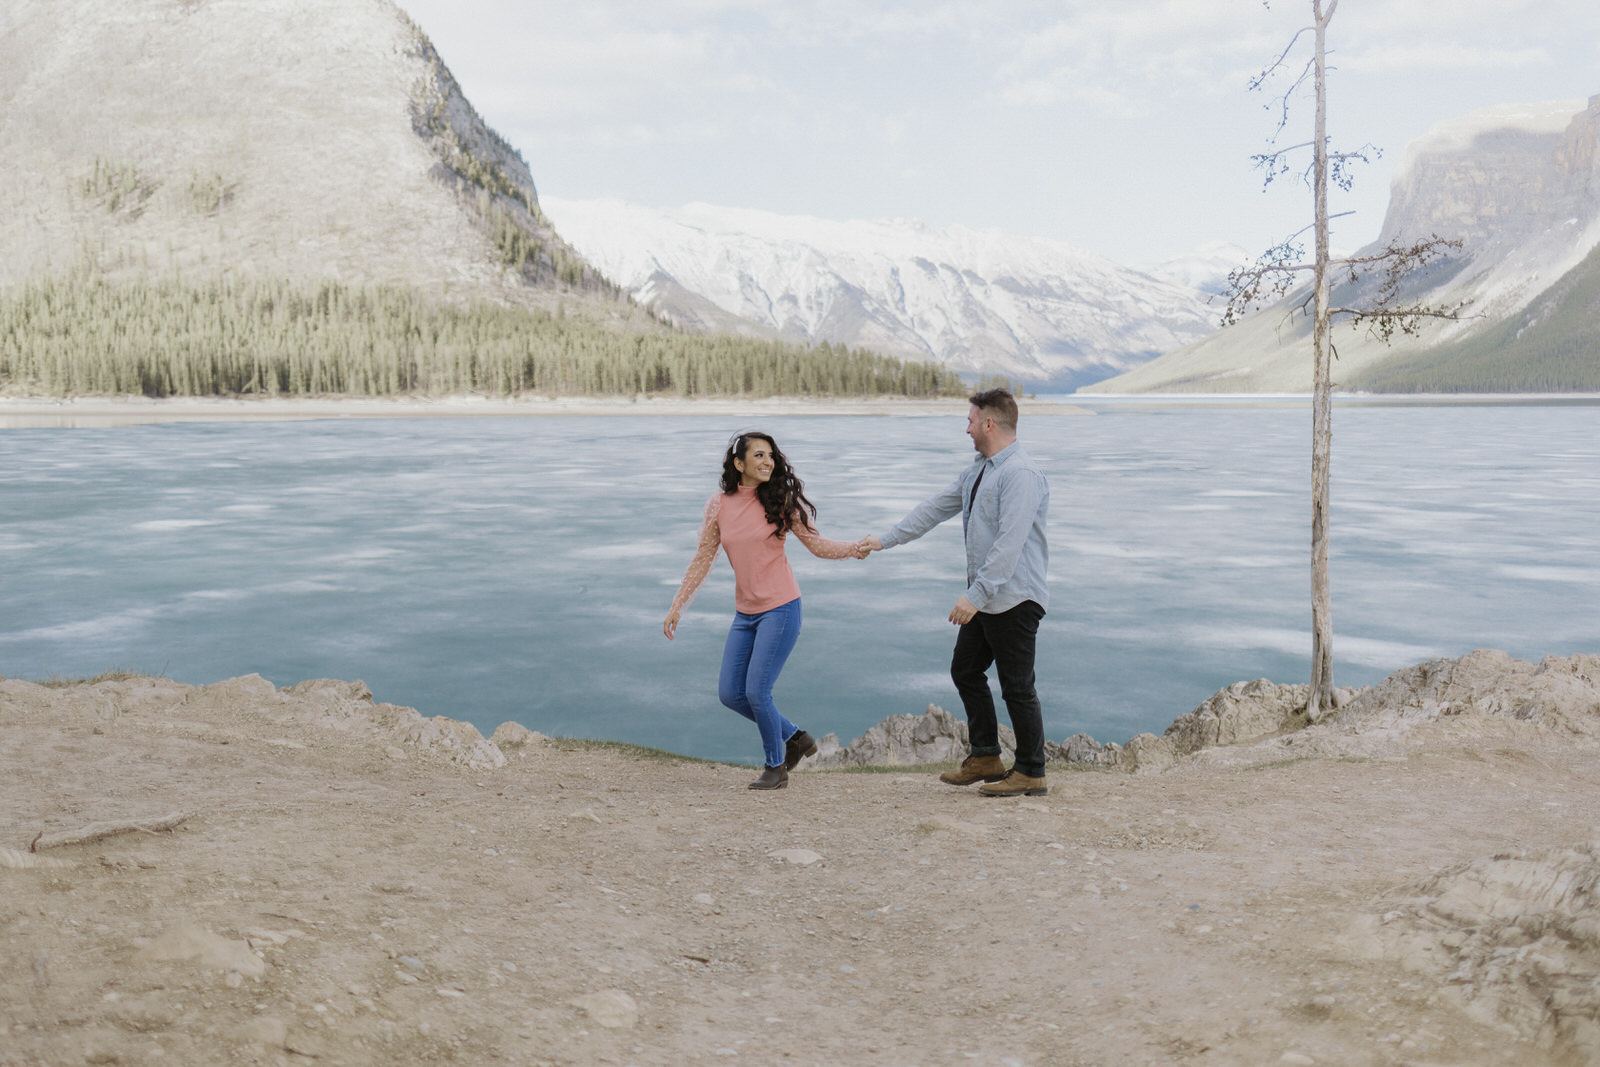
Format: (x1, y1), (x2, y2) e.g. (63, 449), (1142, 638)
(855, 535), (883, 558)
(662, 610), (681, 640)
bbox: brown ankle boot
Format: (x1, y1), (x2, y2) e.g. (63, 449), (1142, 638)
(784, 729), (818, 770)
(978, 769), (1048, 797)
(748, 764), (788, 790)
(938, 754), (1007, 786)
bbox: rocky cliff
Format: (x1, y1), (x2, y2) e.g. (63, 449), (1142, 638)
(0, 0), (604, 304)
(1085, 95), (1600, 394)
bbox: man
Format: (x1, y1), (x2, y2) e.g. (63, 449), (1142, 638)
(861, 388), (1051, 796)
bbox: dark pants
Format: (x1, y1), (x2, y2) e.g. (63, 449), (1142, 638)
(950, 599), (1046, 777)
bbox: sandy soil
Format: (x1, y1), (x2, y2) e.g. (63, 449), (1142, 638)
(4, 671), (1599, 1067)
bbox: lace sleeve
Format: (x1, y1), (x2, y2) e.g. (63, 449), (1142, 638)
(792, 518), (860, 560)
(667, 493), (723, 617)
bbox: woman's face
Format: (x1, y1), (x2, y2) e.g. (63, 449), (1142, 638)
(734, 438), (776, 487)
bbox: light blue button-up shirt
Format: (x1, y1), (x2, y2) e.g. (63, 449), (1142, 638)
(879, 441), (1050, 614)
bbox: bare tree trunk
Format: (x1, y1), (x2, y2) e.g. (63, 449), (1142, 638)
(1307, 0), (1337, 721)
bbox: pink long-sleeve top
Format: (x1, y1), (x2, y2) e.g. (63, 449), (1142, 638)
(669, 486), (858, 616)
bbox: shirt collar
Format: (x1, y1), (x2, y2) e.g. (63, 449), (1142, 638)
(981, 440), (1020, 468)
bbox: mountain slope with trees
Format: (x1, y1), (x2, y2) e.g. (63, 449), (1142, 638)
(1085, 95), (1600, 394)
(0, 0), (958, 399)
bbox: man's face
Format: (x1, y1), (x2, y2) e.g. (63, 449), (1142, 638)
(966, 405), (992, 453)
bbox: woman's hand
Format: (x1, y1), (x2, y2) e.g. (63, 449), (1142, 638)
(663, 611), (681, 640)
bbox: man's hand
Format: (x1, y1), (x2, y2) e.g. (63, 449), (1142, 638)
(663, 611), (681, 640)
(948, 596), (978, 625)
(857, 535), (883, 555)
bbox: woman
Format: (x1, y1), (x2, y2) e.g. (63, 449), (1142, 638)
(663, 431), (864, 790)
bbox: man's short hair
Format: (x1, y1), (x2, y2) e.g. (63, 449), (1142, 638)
(969, 388), (1018, 431)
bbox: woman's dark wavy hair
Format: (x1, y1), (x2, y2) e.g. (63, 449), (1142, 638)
(720, 430), (816, 537)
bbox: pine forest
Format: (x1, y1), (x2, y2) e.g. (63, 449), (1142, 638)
(0, 276), (965, 400)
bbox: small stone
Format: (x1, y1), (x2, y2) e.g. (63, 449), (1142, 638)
(437, 987), (465, 998)
(384, 746), (406, 760)
(569, 989), (639, 1028)
(135, 923), (265, 977)
(224, 971), (243, 989)
(397, 955), (426, 973)
(692, 893), (716, 907)
(396, 971), (419, 984)
(1280, 1054), (1315, 1065)
(569, 809), (603, 824)
(244, 1016), (288, 1048)
(767, 848), (823, 866)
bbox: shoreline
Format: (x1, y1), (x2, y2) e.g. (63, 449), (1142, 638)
(0, 393), (1094, 427)
(6, 652), (1600, 1064)
(5, 390), (1596, 427)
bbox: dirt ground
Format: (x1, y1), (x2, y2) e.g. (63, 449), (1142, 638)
(4, 672), (1600, 1066)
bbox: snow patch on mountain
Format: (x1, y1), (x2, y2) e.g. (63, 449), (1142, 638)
(1142, 241), (1254, 296)
(541, 197), (1218, 389)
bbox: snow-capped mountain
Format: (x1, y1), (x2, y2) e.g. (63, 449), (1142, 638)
(1087, 95), (1600, 394)
(1143, 241), (1255, 296)
(540, 198), (1220, 390)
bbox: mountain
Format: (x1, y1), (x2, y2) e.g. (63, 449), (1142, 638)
(0, 0), (968, 401)
(0, 0), (606, 306)
(1142, 241), (1254, 297)
(1084, 95), (1600, 394)
(540, 198), (1220, 391)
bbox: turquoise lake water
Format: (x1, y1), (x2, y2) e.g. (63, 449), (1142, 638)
(2, 400), (1595, 765)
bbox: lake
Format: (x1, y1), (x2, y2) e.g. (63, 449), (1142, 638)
(2, 399), (1595, 765)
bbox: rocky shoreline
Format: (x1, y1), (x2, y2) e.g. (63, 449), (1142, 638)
(5, 649), (1600, 1065)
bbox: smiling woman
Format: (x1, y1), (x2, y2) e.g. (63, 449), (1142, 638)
(662, 430), (867, 788)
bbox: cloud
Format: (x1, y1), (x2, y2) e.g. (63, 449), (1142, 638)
(1339, 42), (1550, 73)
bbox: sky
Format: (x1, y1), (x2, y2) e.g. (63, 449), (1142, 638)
(394, 0), (1600, 268)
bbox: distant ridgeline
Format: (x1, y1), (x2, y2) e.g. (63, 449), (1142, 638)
(0, 274), (964, 399)
(1348, 240), (1600, 393)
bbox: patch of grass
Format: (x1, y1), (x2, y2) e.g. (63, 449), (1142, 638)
(541, 737), (733, 767)
(27, 668), (148, 689)
(1243, 756), (1317, 772)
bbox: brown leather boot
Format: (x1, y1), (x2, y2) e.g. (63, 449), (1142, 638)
(784, 729), (818, 770)
(748, 764), (789, 790)
(938, 754), (1007, 786)
(978, 769), (1048, 797)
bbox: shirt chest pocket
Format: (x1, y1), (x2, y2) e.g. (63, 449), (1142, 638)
(972, 482), (999, 524)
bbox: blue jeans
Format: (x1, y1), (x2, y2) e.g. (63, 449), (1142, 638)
(718, 597), (803, 768)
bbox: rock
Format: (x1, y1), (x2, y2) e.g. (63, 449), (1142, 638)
(183, 674), (280, 710)
(767, 848), (823, 866)
(394, 711), (507, 770)
(397, 955), (426, 973)
(134, 922), (266, 977)
(1378, 840), (1600, 1063)
(1121, 733), (1176, 776)
(283, 678), (374, 704)
(490, 721), (546, 749)
(569, 989), (639, 1028)
(1163, 679), (1311, 755)
(244, 1016), (288, 1048)
(1335, 650), (1600, 734)
(1047, 732), (1119, 766)
(692, 893), (716, 906)
(813, 704), (1012, 768)
(1279, 1054), (1316, 1065)
(384, 745), (407, 760)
